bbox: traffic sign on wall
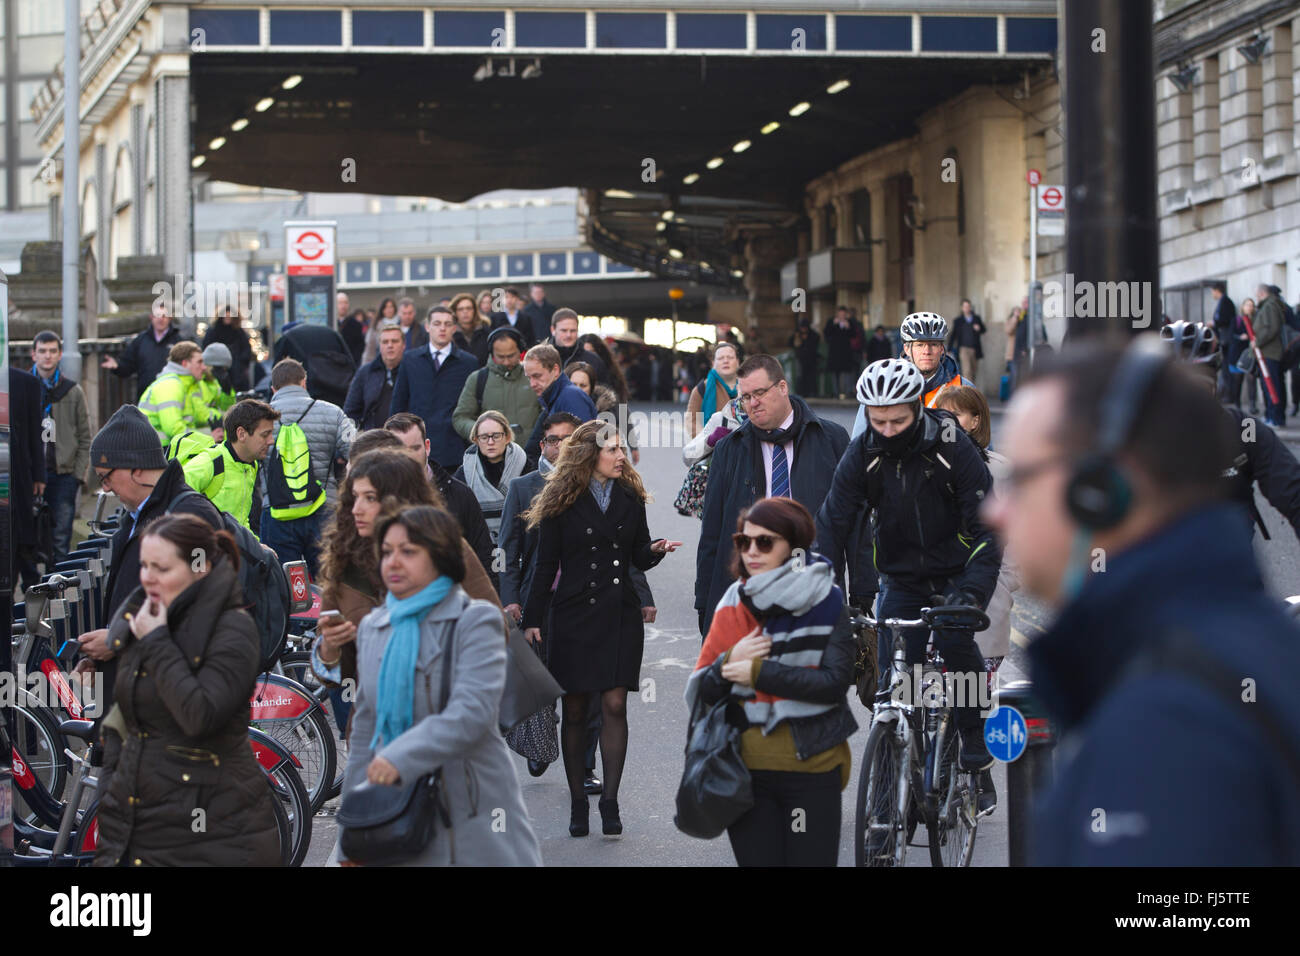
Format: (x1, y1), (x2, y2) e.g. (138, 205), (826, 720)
(1036, 184), (1065, 237)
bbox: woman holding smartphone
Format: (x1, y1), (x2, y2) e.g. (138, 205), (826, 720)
(95, 513), (279, 866)
(312, 437), (502, 711)
(522, 420), (681, 838)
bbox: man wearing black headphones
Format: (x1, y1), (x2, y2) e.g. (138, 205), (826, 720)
(986, 336), (1300, 864)
(452, 326), (539, 445)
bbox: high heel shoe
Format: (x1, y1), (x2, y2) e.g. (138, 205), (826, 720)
(598, 798), (622, 836)
(569, 797), (589, 837)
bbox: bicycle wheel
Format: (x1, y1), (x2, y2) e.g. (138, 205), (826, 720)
(251, 730), (313, 867)
(278, 651), (346, 801)
(267, 778), (294, 866)
(929, 719), (977, 867)
(255, 704), (336, 813)
(856, 720), (906, 867)
(9, 701), (71, 828)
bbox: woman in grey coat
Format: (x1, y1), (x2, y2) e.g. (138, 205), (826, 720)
(332, 505), (542, 866)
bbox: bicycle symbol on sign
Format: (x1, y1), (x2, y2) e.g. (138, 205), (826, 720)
(986, 726), (1009, 746)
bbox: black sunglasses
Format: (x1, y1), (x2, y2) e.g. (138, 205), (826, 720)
(732, 532), (783, 554)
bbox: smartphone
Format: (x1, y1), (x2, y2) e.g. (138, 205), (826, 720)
(318, 610), (344, 624)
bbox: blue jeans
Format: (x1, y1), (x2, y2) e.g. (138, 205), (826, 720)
(45, 472), (81, 563)
(259, 508), (324, 579)
(876, 578), (986, 734)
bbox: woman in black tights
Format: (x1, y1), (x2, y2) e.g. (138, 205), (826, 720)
(522, 421), (681, 837)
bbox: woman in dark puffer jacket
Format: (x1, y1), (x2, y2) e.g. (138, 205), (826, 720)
(95, 513), (279, 867)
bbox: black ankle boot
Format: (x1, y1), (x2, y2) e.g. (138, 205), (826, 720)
(598, 798), (622, 836)
(569, 797), (589, 837)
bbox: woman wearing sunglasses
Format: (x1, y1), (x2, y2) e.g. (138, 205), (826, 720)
(686, 497), (857, 866)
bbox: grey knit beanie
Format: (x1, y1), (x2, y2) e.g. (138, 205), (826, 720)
(90, 405), (168, 471)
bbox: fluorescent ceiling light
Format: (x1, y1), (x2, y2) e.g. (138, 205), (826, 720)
(230, 118), (249, 131)
(661, 210), (675, 221)
(826, 79), (850, 95)
(208, 136), (226, 150)
(191, 155), (206, 168)
(732, 140), (751, 153)
(789, 102), (811, 117)
(254, 97), (274, 112)
(706, 157), (724, 169)
(668, 249), (684, 259)
(761, 121), (780, 135)
(682, 173), (700, 185)
(604, 189), (634, 199)
(282, 75), (303, 90)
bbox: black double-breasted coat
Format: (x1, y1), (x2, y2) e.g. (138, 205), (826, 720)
(523, 482), (664, 693)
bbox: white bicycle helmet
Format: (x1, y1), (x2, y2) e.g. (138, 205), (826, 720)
(900, 311), (948, 342)
(857, 359), (925, 406)
(1160, 320), (1220, 366)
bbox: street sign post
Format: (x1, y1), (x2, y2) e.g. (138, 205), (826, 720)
(282, 221), (338, 336)
(1037, 185), (1065, 237)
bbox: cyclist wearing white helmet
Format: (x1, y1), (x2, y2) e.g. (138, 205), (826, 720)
(817, 359), (1002, 773)
(1164, 321), (1300, 543)
(851, 312), (973, 440)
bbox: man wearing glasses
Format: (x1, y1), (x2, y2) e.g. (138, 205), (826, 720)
(695, 354), (850, 637)
(390, 304), (481, 471)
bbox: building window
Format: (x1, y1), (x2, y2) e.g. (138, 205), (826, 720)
(18, 0), (63, 36)
(268, 10), (342, 47)
(594, 13), (667, 49)
(1006, 17), (1057, 54)
(835, 15), (911, 52)
(675, 13), (746, 50)
(922, 17), (998, 53)
(850, 189), (871, 246)
(433, 11), (503, 47)
(352, 11), (423, 48)
(189, 8), (259, 47)
(756, 14), (827, 51)
(515, 11), (585, 48)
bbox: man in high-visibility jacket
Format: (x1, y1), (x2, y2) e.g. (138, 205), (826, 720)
(851, 312), (974, 439)
(182, 398), (280, 530)
(197, 343), (239, 438)
(140, 341), (207, 443)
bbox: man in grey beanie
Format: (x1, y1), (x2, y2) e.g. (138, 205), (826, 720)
(76, 405), (222, 720)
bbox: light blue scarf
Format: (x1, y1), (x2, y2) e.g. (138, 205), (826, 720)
(371, 576), (455, 749)
(703, 368), (737, 424)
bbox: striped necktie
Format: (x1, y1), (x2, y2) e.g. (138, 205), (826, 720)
(770, 442), (790, 498)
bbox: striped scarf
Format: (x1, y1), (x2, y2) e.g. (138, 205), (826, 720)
(688, 554), (840, 733)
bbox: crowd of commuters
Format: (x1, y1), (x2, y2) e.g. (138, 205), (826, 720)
(15, 272), (1300, 869)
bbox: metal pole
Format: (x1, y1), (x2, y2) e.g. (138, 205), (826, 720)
(1063, 0), (1159, 340)
(61, 0), (82, 380)
(1028, 185), (1037, 367)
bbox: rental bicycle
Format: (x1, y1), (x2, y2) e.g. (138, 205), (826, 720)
(853, 603), (990, 868)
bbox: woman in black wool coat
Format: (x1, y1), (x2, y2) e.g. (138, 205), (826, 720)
(522, 420), (682, 839)
(95, 513), (279, 867)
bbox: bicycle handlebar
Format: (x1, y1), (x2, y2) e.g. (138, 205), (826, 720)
(25, 574), (78, 596)
(851, 604), (991, 634)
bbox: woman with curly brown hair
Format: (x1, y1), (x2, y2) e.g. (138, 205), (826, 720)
(522, 420), (681, 837)
(311, 442), (502, 709)
(450, 291), (492, 364)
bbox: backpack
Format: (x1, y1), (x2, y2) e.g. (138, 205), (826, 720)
(863, 410), (962, 510)
(265, 400), (326, 520)
(169, 489), (290, 671)
(167, 428), (216, 466)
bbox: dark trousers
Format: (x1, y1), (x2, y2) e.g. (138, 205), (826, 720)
(877, 578), (986, 733)
(260, 508), (325, 578)
(46, 472), (81, 563)
(726, 768), (842, 866)
(1261, 358), (1287, 426)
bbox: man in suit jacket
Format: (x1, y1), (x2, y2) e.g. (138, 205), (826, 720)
(390, 304), (480, 470)
(522, 283), (557, 346)
(490, 286), (536, 349)
(101, 303), (192, 400)
(695, 354), (852, 636)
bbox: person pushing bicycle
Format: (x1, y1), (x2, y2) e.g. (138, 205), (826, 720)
(816, 359), (1002, 773)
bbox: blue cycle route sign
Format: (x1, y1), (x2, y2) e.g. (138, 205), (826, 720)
(984, 705), (1028, 763)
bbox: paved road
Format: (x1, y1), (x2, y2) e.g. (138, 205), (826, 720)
(305, 399), (1300, 866)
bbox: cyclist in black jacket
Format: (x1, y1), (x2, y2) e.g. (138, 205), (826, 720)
(1163, 320), (1300, 542)
(816, 359), (1002, 770)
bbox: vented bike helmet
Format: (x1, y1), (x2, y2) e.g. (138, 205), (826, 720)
(900, 311), (948, 343)
(856, 359), (926, 406)
(1160, 320), (1220, 367)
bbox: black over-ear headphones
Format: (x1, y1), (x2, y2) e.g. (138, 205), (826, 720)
(1065, 336), (1169, 530)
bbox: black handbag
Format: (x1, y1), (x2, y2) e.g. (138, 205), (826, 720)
(673, 694), (754, 840)
(499, 621), (565, 733)
(337, 625), (457, 865)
